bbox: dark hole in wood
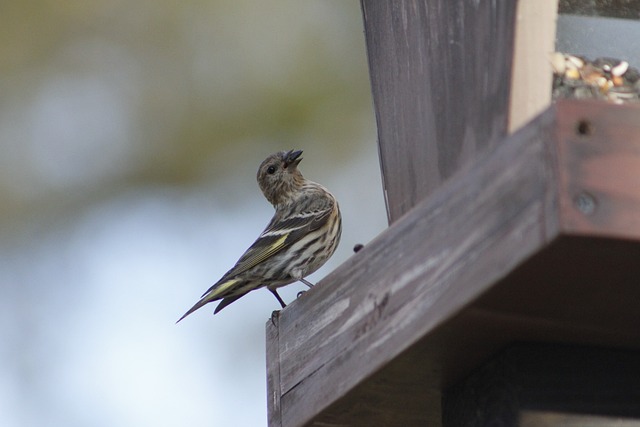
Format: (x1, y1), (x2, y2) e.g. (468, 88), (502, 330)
(576, 120), (593, 136)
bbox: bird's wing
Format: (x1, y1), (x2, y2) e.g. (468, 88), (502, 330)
(218, 204), (333, 282)
(176, 198), (336, 322)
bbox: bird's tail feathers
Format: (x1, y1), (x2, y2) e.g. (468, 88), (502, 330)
(176, 278), (240, 323)
(213, 294), (245, 314)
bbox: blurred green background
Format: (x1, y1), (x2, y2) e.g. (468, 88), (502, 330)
(0, 0), (387, 426)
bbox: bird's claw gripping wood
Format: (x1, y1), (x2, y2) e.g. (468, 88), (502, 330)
(300, 278), (315, 288)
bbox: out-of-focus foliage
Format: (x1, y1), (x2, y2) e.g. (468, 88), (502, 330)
(0, 1), (386, 426)
(1, 0), (372, 225)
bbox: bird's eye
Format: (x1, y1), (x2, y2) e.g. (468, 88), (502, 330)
(267, 165), (276, 175)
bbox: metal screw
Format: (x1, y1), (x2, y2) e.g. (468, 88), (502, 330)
(574, 192), (596, 215)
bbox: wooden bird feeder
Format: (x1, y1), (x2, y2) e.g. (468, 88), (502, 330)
(266, 1), (640, 426)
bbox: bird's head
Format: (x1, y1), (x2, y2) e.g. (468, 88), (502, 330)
(257, 149), (305, 206)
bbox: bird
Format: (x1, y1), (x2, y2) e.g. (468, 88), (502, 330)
(177, 149), (342, 322)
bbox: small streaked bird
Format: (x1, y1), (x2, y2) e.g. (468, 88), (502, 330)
(177, 149), (342, 322)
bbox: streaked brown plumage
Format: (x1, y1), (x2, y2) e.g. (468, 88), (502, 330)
(177, 149), (341, 322)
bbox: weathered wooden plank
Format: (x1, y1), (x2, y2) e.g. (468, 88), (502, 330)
(270, 103), (560, 427)
(361, 0), (518, 223)
(266, 100), (640, 427)
(556, 101), (640, 238)
(265, 318), (282, 427)
(508, 0), (558, 133)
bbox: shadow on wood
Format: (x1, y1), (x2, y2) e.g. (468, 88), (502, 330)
(444, 344), (640, 425)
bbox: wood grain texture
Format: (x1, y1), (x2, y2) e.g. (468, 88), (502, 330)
(265, 316), (282, 427)
(509, 0), (558, 133)
(266, 101), (640, 427)
(556, 100), (640, 238)
(268, 104), (559, 427)
(361, 0), (518, 223)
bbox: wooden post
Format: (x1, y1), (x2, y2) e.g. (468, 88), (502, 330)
(509, 0), (558, 133)
(362, 0), (518, 223)
(266, 315), (282, 427)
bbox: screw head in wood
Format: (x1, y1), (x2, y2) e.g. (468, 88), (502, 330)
(574, 192), (596, 215)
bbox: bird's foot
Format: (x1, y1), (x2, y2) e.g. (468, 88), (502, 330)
(300, 278), (314, 288)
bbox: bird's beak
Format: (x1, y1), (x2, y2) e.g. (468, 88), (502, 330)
(284, 149), (303, 168)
